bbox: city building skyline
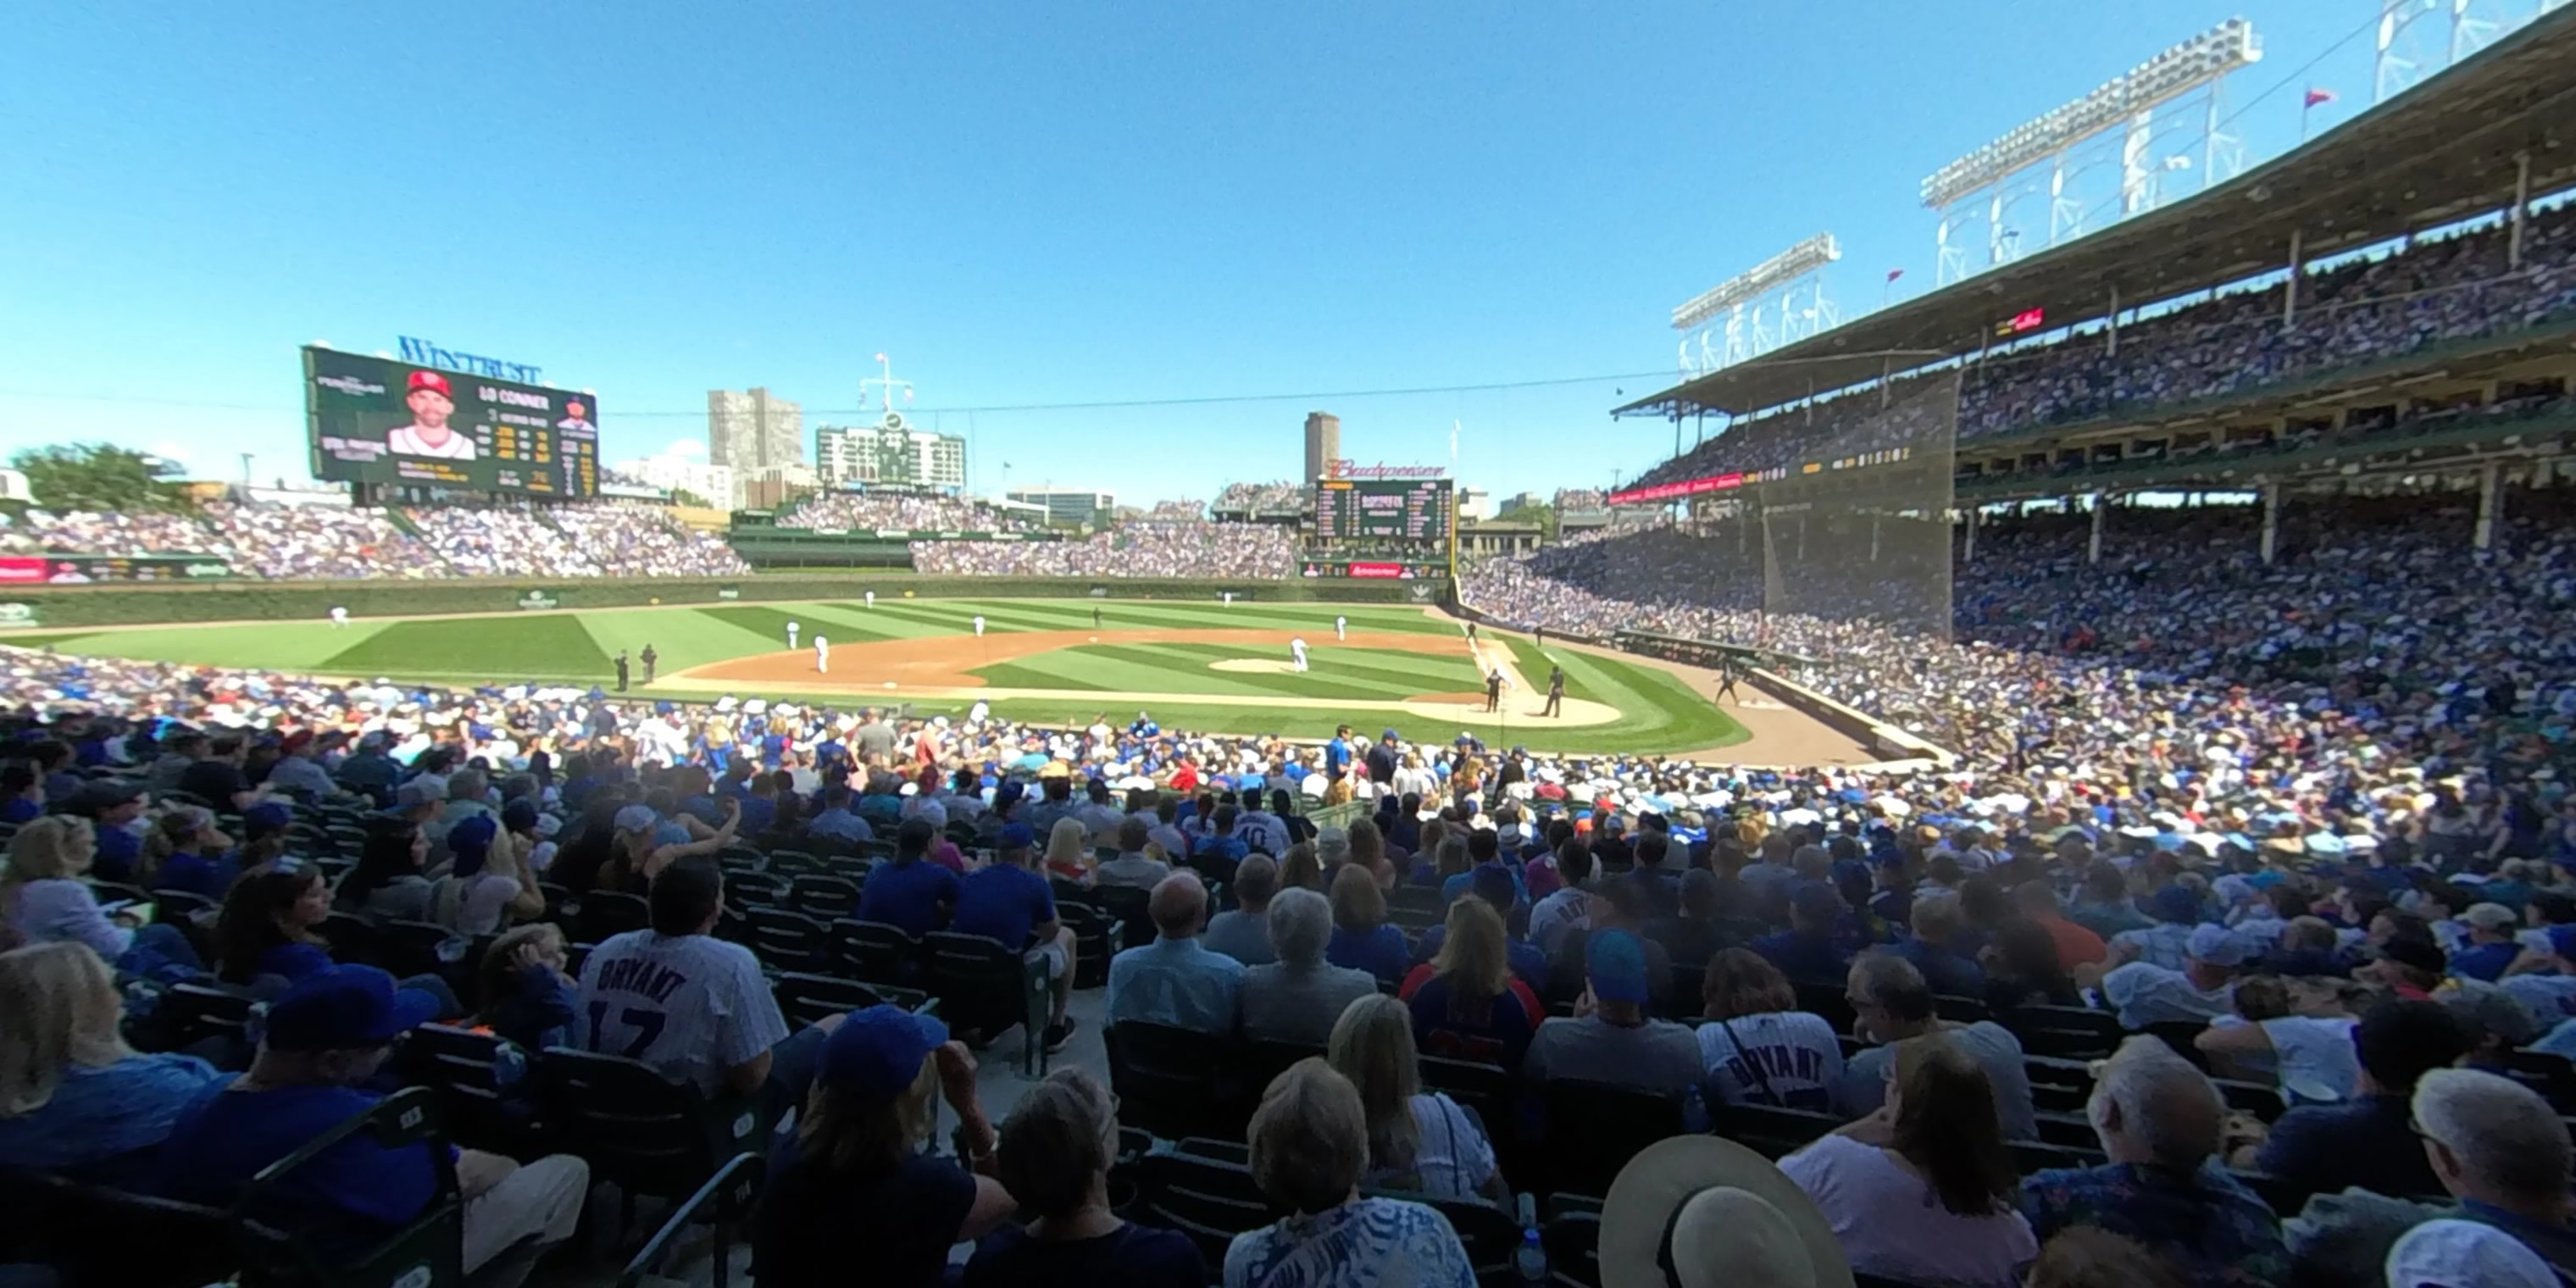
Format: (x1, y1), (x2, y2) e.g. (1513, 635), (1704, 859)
(1302, 411), (1340, 485)
(707, 387), (805, 473)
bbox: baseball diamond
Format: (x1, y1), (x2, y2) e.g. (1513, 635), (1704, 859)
(0, 596), (1883, 760)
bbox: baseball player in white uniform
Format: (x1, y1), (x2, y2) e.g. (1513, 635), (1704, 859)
(973, 614), (986, 637)
(813, 636), (830, 674)
(864, 590), (876, 608)
(1223, 591), (1235, 606)
(1335, 614), (1347, 641)
(786, 619), (800, 650)
(1290, 637), (1309, 672)
(328, 606), (350, 629)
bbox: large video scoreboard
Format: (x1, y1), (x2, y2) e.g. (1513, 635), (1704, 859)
(1313, 478), (1452, 543)
(304, 347), (600, 497)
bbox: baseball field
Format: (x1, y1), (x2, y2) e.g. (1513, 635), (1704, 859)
(1, 597), (1768, 757)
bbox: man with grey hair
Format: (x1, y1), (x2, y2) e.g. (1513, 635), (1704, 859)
(2412, 1068), (2576, 1274)
(1240, 887), (1378, 1046)
(1105, 871), (1243, 1033)
(428, 767), (497, 863)
(2019, 1036), (2289, 1285)
(1204, 854), (1280, 966)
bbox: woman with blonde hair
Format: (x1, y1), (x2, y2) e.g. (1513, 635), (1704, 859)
(755, 1004), (1015, 1288)
(1400, 897), (1542, 1069)
(0, 941), (227, 1183)
(1326, 994), (1512, 1204)
(2, 813), (200, 974)
(1778, 1035), (2036, 1287)
(1324, 863), (1409, 986)
(1321, 775), (1354, 808)
(1405, 819), (1451, 886)
(1042, 816), (1096, 886)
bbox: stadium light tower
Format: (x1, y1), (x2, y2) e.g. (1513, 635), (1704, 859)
(2378, 0), (2562, 105)
(1669, 233), (1840, 377)
(1922, 19), (2262, 285)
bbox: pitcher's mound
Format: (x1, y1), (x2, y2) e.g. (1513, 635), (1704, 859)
(1209, 658), (1302, 675)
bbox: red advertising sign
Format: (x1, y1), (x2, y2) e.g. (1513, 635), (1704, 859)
(0, 558), (48, 583)
(1605, 472), (1744, 506)
(1346, 561), (1404, 579)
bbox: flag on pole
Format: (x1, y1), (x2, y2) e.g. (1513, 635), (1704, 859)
(1885, 268), (1905, 283)
(874, 352), (888, 363)
(2303, 87), (2335, 108)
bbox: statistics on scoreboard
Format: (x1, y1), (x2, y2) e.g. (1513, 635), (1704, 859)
(1313, 478), (1452, 543)
(303, 347), (600, 498)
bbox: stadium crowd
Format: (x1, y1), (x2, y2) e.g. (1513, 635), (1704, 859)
(14, 502), (750, 580)
(774, 493), (1034, 532)
(6, 558), (2576, 1284)
(1215, 480), (1308, 514)
(912, 519), (1297, 580)
(1628, 204), (2576, 494)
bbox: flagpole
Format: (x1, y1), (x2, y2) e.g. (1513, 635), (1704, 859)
(2301, 98), (2312, 144)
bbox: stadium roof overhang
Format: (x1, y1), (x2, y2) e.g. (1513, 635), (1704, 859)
(1614, 8), (2576, 421)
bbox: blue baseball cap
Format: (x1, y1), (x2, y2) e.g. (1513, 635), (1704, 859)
(2547, 924), (2576, 961)
(819, 1004), (950, 1098)
(447, 813), (498, 858)
(242, 800), (295, 839)
(1585, 930), (1651, 1005)
(262, 965), (440, 1052)
(998, 823), (1035, 850)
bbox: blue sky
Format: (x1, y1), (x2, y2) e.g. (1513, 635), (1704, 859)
(0, 3), (2411, 506)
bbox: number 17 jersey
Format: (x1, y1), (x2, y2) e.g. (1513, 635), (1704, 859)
(575, 930), (789, 1096)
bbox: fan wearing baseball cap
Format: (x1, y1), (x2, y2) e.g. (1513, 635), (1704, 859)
(1523, 930), (1705, 1115)
(387, 369), (478, 460)
(2096, 924), (2246, 1029)
(158, 965), (588, 1288)
(752, 1005), (1013, 1288)
(948, 820), (1079, 1053)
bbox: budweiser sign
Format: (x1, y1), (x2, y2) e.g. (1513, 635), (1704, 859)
(1605, 472), (1745, 505)
(1323, 460), (1447, 480)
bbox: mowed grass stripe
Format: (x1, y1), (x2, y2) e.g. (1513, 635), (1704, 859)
(1140, 603), (1454, 636)
(324, 615), (609, 680)
(1131, 641), (1481, 696)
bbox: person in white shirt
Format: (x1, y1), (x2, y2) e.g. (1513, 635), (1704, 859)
(576, 861), (834, 1122)
(328, 605), (349, 628)
(813, 636), (829, 674)
(386, 370), (478, 460)
(2093, 924), (2247, 1030)
(1697, 948), (1845, 1112)
(1527, 842), (1594, 955)
(973, 614), (986, 637)
(786, 619), (800, 650)
(1289, 637), (1308, 672)
(2191, 975), (2361, 1102)
(1334, 615), (1347, 641)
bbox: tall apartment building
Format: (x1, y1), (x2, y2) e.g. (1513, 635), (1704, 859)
(816, 414), (968, 491)
(1302, 411), (1341, 483)
(707, 388), (805, 471)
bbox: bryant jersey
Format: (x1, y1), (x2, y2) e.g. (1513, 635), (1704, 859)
(577, 930), (787, 1096)
(1696, 1010), (1845, 1111)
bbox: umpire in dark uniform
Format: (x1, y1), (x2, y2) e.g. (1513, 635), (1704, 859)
(613, 650), (630, 693)
(1543, 665), (1565, 717)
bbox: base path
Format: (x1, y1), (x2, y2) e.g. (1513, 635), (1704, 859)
(663, 626), (1629, 730)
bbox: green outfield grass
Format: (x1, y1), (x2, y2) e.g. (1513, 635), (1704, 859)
(0, 597), (1744, 753)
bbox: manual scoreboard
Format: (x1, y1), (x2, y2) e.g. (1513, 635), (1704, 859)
(1313, 478), (1452, 543)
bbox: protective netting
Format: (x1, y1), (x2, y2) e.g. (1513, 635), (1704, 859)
(1750, 368), (1958, 647)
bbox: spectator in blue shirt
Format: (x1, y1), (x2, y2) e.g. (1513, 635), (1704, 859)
(2245, 999), (2470, 1200)
(1106, 872), (1244, 1032)
(1324, 725), (1354, 782)
(1324, 865), (1410, 987)
(157, 964), (590, 1288)
(1892, 891), (1986, 1000)
(0, 941), (230, 1187)
(1193, 803), (1250, 880)
(1752, 884), (1855, 984)
(858, 819), (960, 939)
(2451, 903), (2525, 982)
(142, 805), (242, 902)
(804, 784), (874, 844)
(1441, 829), (1527, 909)
(949, 825), (1077, 1052)
(0, 763), (42, 825)
(64, 781), (147, 884)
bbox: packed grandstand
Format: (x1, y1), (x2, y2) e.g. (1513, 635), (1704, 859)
(15, 15), (2576, 1288)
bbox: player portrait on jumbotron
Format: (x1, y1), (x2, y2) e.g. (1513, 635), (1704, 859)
(386, 369), (479, 460)
(557, 399), (596, 433)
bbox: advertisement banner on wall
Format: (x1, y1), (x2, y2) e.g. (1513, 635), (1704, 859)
(0, 602), (39, 627)
(0, 555), (236, 584)
(514, 591), (564, 611)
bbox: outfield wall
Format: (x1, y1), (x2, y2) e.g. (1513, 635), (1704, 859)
(0, 575), (1450, 628)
